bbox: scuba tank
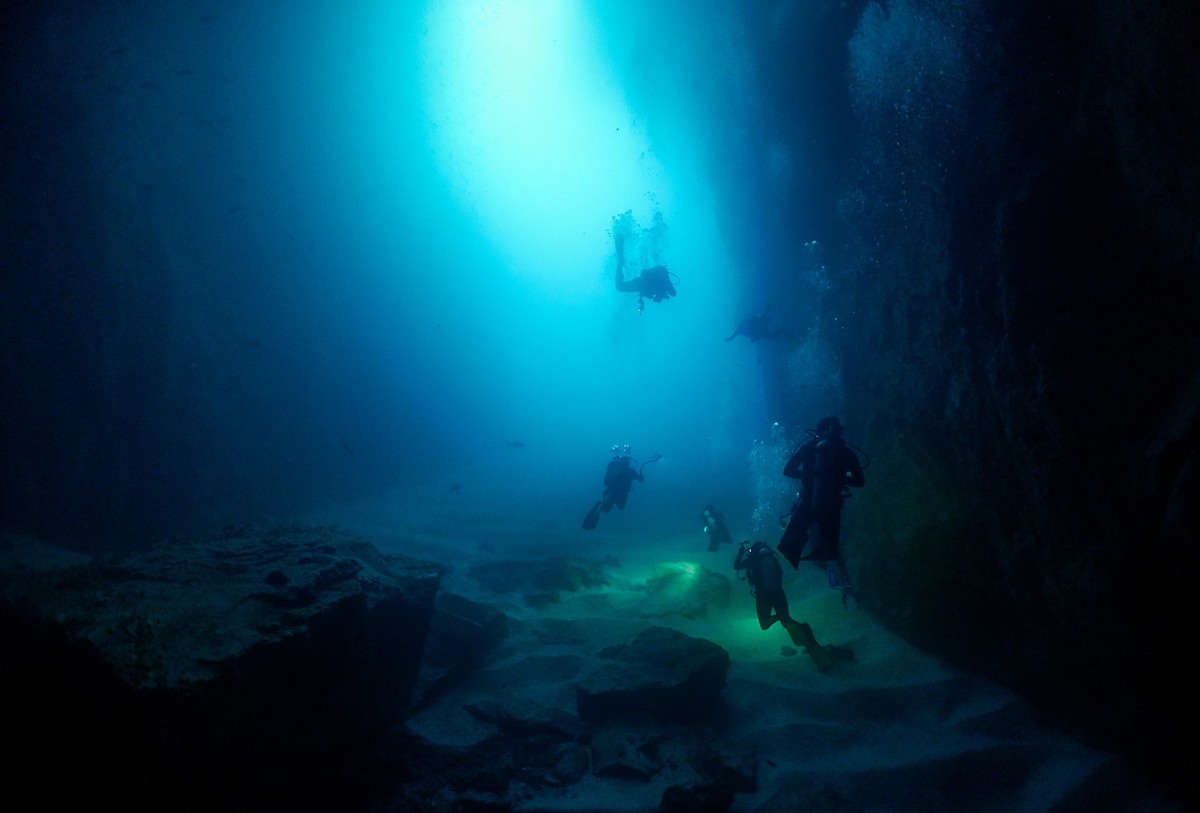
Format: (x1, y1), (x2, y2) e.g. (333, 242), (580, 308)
(810, 438), (846, 511)
(738, 541), (782, 596)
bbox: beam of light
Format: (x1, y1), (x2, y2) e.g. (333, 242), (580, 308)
(418, 0), (668, 298)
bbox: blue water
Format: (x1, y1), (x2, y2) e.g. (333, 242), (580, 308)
(3, 0), (910, 545)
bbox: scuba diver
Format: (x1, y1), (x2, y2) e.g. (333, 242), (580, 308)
(701, 503), (733, 551)
(777, 416), (866, 608)
(614, 232), (677, 314)
(724, 311), (783, 343)
(582, 445), (662, 530)
(734, 540), (835, 671)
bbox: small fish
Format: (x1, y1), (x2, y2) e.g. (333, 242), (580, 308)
(506, 440), (526, 448)
(449, 482), (463, 492)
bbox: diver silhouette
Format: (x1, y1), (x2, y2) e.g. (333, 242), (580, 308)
(701, 503), (733, 551)
(777, 416), (866, 607)
(734, 540), (842, 671)
(581, 445), (662, 530)
(614, 232), (676, 314)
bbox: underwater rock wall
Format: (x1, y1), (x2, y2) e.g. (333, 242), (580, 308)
(806, 0), (1199, 800)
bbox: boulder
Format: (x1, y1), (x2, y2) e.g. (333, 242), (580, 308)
(589, 726), (667, 781)
(576, 626), (731, 723)
(413, 591), (509, 708)
(0, 526), (440, 810)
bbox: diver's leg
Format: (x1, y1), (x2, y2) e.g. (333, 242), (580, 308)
(614, 234), (639, 293)
(784, 620), (834, 671)
(777, 506), (810, 569)
(806, 510), (838, 562)
(615, 269), (641, 293)
(825, 551), (851, 589)
(755, 592), (777, 630)
(773, 587), (792, 624)
(827, 511), (844, 559)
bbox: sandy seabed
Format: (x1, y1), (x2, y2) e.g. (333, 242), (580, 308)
(297, 480), (1180, 813)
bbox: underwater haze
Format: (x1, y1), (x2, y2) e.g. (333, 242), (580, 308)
(6, 1), (1199, 809)
(3, 0), (828, 541)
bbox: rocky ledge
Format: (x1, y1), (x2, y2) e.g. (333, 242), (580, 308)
(0, 526), (441, 811)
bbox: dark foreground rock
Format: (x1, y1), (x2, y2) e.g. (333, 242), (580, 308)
(0, 526), (440, 811)
(382, 623), (748, 813)
(577, 625), (731, 723)
(412, 590), (509, 709)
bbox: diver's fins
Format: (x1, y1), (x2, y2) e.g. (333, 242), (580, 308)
(581, 501), (602, 531)
(776, 541), (802, 570)
(782, 619), (813, 647)
(783, 620), (835, 672)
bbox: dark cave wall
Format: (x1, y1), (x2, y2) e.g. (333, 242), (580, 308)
(1, 55), (182, 543)
(813, 0), (1199, 797)
(3, 3), (1197, 798)
(1, 4), (409, 548)
(0, 44), (256, 546)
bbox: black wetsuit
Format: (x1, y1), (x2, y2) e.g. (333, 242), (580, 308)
(614, 236), (675, 306)
(702, 504), (733, 551)
(734, 542), (791, 630)
(600, 456), (643, 511)
(777, 435), (865, 569)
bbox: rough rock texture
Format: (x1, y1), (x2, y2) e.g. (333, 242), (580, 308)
(576, 626), (731, 723)
(386, 618), (752, 813)
(412, 590), (509, 709)
(0, 0), (1195, 807)
(466, 556), (615, 606)
(747, 0), (1199, 803)
(0, 526), (440, 811)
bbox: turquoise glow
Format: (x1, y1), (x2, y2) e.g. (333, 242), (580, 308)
(419, 0), (667, 297)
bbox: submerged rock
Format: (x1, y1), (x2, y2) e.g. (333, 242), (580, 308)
(576, 625), (731, 723)
(467, 555), (614, 601)
(413, 590), (509, 708)
(0, 525), (440, 810)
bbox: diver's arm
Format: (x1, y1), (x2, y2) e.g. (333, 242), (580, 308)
(733, 546), (749, 570)
(783, 443), (811, 479)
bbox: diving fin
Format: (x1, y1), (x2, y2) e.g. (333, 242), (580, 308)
(581, 501), (602, 531)
(776, 541), (802, 570)
(782, 620), (835, 672)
